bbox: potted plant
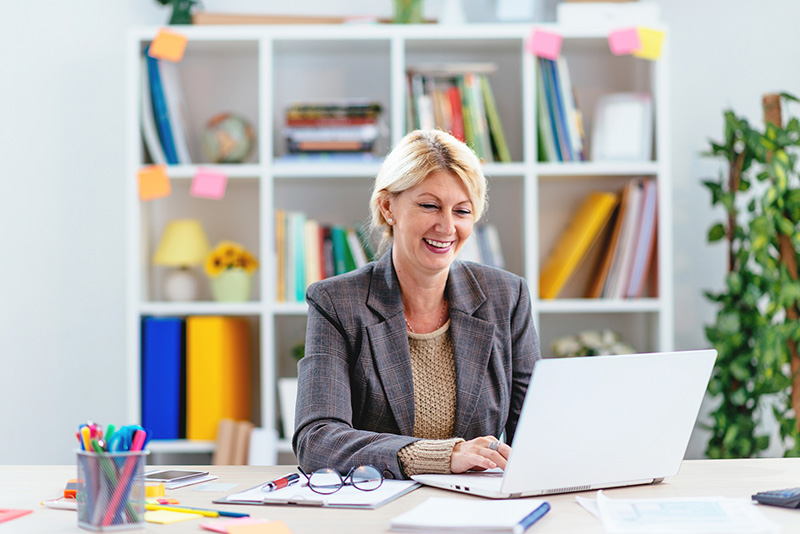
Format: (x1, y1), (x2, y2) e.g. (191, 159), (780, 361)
(702, 93), (800, 458)
(204, 241), (259, 302)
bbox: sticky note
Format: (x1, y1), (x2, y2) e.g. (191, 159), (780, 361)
(138, 165), (171, 201)
(148, 28), (188, 62)
(191, 169), (228, 199)
(199, 518), (270, 533)
(526, 29), (562, 60)
(145, 510), (203, 524)
(632, 27), (664, 60)
(228, 521), (293, 534)
(607, 28), (642, 56)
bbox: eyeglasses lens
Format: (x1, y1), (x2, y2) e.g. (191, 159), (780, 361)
(308, 468), (343, 494)
(351, 465), (383, 491)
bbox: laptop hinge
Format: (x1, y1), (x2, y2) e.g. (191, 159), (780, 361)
(651, 478), (664, 485)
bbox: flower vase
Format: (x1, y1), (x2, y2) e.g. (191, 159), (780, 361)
(210, 268), (252, 302)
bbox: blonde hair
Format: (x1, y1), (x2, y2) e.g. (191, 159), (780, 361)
(369, 130), (487, 249)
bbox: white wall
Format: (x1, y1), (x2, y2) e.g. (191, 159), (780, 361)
(1, 0), (799, 464)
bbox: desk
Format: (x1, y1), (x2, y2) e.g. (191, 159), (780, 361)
(3, 459), (800, 533)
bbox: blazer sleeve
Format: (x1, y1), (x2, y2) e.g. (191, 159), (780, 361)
(293, 282), (419, 480)
(504, 276), (540, 445)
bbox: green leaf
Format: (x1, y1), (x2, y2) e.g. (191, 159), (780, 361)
(708, 223), (726, 243)
(778, 217), (795, 236)
(780, 92), (800, 103)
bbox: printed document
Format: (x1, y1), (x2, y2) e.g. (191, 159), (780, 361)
(577, 491), (779, 534)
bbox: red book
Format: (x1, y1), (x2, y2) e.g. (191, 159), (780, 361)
(447, 85), (466, 142)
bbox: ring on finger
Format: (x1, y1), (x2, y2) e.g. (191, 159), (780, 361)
(488, 440), (501, 451)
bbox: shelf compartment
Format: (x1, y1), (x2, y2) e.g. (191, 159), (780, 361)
(272, 39), (392, 160)
(141, 178), (262, 302)
(538, 311), (661, 358)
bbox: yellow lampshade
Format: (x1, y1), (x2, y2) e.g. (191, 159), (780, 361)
(153, 219), (211, 267)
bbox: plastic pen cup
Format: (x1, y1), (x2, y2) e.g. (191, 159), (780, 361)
(76, 450), (149, 531)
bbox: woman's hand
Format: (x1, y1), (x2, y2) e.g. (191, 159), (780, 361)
(450, 435), (511, 473)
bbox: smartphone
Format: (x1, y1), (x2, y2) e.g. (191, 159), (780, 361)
(143, 469), (209, 483)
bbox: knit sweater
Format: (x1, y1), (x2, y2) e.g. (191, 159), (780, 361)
(396, 321), (464, 476)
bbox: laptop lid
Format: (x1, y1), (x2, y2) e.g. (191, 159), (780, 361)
(412, 349), (717, 497)
(500, 349), (717, 495)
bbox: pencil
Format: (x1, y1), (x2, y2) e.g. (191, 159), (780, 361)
(144, 504), (218, 517)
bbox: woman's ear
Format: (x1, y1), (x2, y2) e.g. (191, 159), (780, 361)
(378, 194), (394, 225)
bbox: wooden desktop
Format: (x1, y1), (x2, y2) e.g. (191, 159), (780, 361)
(3, 459), (800, 532)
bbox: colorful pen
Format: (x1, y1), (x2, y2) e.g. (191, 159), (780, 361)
(261, 473), (300, 492)
(144, 504), (249, 518)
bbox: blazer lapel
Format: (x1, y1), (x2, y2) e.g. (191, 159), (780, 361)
(447, 261), (495, 438)
(365, 252), (415, 436)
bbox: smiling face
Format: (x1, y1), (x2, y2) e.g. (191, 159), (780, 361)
(380, 170), (475, 278)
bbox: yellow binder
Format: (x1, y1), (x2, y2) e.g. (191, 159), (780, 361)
(186, 316), (251, 440)
(539, 191), (619, 299)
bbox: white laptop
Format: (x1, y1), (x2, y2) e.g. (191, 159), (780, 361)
(412, 349), (717, 498)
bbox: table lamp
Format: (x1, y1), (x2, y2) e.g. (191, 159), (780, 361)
(153, 219), (210, 301)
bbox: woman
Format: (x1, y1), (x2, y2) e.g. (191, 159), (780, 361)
(293, 130), (540, 480)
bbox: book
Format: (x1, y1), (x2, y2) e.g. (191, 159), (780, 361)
(347, 227), (369, 268)
(536, 60), (558, 162)
(390, 497), (550, 533)
(291, 211), (307, 302)
(145, 48), (178, 165)
(625, 179), (658, 298)
(483, 223), (506, 269)
(538, 58), (563, 162)
(604, 180), (643, 299)
(215, 479), (419, 510)
(465, 72), (493, 162)
(555, 56), (585, 161)
(330, 225), (351, 275)
(141, 316), (184, 440)
(446, 85), (466, 142)
(480, 74), (512, 163)
(186, 316), (251, 440)
(304, 218), (323, 288)
(354, 221), (377, 262)
(275, 210), (286, 302)
(157, 60), (193, 164)
(585, 180), (632, 298)
(139, 56), (166, 164)
(539, 191), (619, 299)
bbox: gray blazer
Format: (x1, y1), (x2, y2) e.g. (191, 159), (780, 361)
(293, 251), (540, 480)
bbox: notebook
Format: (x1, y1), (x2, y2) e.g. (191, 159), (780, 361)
(412, 349), (717, 498)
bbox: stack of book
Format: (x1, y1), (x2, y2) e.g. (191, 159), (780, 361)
(406, 64), (511, 163)
(275, 212), (377, 303)
(140, 48), (193, 165)
(283, 100), (382, 155)
(536, 57), (586, 162)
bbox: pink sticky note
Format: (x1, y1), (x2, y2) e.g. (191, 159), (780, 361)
(526, 29), (563, 60)
(199, 517), (270, 533)
(191, 169), (228, 199)
(608, 27), (642, 56)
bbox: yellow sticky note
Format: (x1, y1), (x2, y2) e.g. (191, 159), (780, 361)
(148, 28), (188, 62)
(229, 520), (293, 534)
(632, 27), (664, 60)
(145, 510), (203, 524)
(138, 165), (171, 201)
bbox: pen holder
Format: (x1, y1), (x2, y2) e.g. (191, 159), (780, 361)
(76, 450), (149, 531)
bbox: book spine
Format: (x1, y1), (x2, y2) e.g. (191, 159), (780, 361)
(141, 317), (184, 440)
(146, 50), (178, 165)
(480, 74), (512, 163)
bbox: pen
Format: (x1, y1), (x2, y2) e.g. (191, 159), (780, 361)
(144, 504), (250, 518)
(261, 473), (300, 492)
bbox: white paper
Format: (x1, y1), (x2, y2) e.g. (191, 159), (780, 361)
(225, 479), (418, 508)
(390, 497), (548, 533)
(577, 491), (780, 534)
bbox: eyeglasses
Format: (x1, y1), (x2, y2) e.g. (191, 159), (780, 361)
(297, 465), (384, 495)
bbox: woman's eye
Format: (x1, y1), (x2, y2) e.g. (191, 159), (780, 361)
(456, 209), (472, 216)
(419, 203), (438, 210)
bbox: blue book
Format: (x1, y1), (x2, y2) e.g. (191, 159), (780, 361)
(145, 46), (178, 165)
(539, 59), (563, 162)
(141, 316), (184, 439)
(547, 58), (575, 162)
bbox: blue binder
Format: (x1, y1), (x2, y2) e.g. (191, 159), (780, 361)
(141, 316), (184, 439)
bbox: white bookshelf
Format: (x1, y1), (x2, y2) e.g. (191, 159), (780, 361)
(127, 23), (673, 460)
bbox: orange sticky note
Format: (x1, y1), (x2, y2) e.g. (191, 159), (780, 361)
(632, 27), (664, 61)
(148, 28), (188, 62)
(138, 165), (171, 201)
(228, 520), (293, 534)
